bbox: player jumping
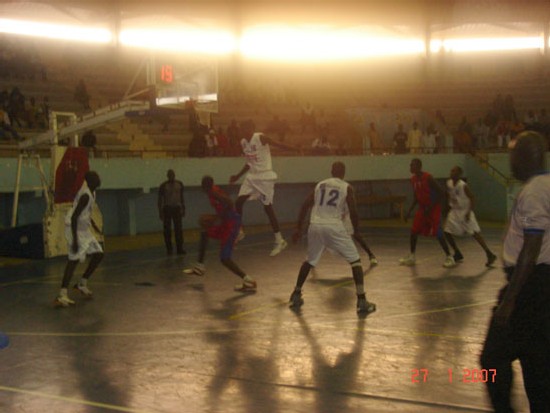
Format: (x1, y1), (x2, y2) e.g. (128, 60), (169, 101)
(230, 120), (298, 256)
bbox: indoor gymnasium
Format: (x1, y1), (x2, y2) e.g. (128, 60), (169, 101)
(1, 1), (550, 412)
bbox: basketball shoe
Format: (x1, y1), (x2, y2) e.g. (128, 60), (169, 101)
(54, 294), (75, 308)
(73, 283), (93, 298)
(399, 254), (416, 266)
(270, 239), (288, 256)
(289, 290), (304, 308)
(357, 295), (376, 315)
(183, 263), (205, 276)
(443, 255), (456, 268)
(234, 279), (257, 292)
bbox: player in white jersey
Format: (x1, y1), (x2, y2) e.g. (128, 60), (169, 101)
(54, 171), (104, 307)
(230, 120), (297, 256)
(480, 132), (550, 412)
(288, 162), (376, 315)
(443, 166), (496, 267)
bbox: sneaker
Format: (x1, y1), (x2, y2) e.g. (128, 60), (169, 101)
(73, 283), (93, 297)
(236, 229), (245, 243)
(270, 239), (288, 257)
(369, 256), (378, 266)
(453, 251), (464, 262)
(234, 280), (257, 292)
(289, 290), (304, 308)
(182, 263), (205, 276)
(486, 252), (497, 267)
(399, 254), (415, 266)
(54, 295), (75, 308)
(443, 255), (456, 268)
(357, 296), (376, 315)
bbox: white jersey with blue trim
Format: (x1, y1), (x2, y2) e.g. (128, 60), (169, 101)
(503, 173), (550, 266)
(241, 133), (277, 179)
(310, 177), (349, 225)
(447, 179), (471, 211)
(64, 182), (94, 233)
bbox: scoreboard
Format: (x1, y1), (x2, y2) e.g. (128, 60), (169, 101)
(148, 57), (218, 112)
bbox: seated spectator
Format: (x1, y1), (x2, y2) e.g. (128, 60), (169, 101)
(496, 121), (511, 149)
(188, 128), (206, 158)
(473, 118), (489, 149)
(25, 96), (38, 129)
(368, 122), (384, 154)
(8, 86), (24, 127)
(216, 126), (230, 156)
(74, 79), (91, 110)
(523, 110), (538, 131)
(455, 116), (473, 153)
(393, 123), (408, 154)
(0, 107), (22, 141)
(407, 121), (423, 154)
(205, 128), (218, 156)
(423, 123), (438, 154)
(41, 96), (50, 128)
(300, 101), (316, 133)
(311, 134), (332, 155)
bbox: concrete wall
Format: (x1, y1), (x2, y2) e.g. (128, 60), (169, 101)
(1, 154), (510, 235)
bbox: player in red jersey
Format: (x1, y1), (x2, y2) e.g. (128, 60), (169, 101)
(183, 176), (256, 292)
(399, 158), (455, 268)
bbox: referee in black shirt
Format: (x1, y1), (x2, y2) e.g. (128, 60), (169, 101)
(158, 169), (186, 255)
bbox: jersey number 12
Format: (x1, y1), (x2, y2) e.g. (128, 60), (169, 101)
(319, 188), (339, 206)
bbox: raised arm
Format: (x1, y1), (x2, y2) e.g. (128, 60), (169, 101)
(259, 133), (300, 153)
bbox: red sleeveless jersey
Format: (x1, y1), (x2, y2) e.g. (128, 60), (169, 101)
(411, 172), (436, 207)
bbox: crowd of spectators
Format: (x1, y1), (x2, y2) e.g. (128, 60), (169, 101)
(0, 86), (50, 141)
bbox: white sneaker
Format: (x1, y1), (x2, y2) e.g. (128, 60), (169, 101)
(236, 229), (245, 243)
(369, 256), (378, 266)
(399, 254), (416, 266)
(443, 255), (456, 268)
(270, 239), (288, 256)
(183, 263), (205, 276)
(234, 279), (257, 292)
(54, 295), (75, 308)
(73, 283), (93, 298)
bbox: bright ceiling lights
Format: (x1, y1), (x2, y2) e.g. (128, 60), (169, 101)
(119, 28), (236, 55)
(240, 26), (424, 61)
(0, 18), (112, 43)
(430, 36), (543, 53)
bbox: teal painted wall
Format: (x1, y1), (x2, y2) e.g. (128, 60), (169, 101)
(1, 154), (508, 234)
(464, 157), (508, 221)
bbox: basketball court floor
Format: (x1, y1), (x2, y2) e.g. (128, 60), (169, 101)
(0, 225), (530, 413)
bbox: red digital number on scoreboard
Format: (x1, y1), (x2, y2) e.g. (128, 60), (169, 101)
(160, 64), (173, 83)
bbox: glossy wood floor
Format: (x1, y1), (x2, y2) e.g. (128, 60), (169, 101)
(0, 226), (530, 413)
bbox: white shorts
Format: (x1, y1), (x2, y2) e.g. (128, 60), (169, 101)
(444, 209), (481, 236)
(306, 223), (360, 266)
(65, 227), (103, 262)
(238, 175), (275, 205)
